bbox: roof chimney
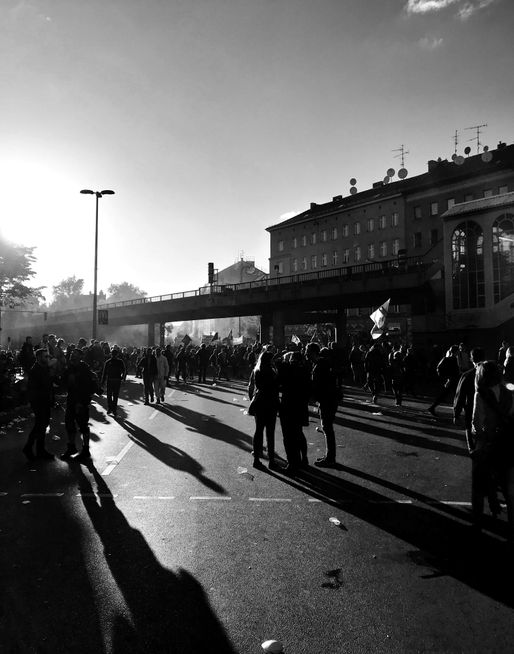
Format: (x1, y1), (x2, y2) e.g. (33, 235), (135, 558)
(498, 141), (506, 149)
(310, 202), (317, 209)
(332, 195), (342, 202)
(372, 181), (383, 189)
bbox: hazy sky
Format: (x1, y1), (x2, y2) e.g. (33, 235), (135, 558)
(1, 0), (512, 302)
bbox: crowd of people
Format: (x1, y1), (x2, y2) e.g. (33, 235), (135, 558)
(2, 331), (513, 544)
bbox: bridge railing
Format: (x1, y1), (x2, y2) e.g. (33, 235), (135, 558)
(51, 254), (430, 315)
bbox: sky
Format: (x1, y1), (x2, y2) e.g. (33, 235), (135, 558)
(0, 0), (512, 303)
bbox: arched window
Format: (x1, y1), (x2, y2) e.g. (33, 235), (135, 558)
(451, 221), (485, 309)
(492, 214), (514, 303)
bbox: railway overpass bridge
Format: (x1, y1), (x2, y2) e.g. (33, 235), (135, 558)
(2, 256), (440, 347)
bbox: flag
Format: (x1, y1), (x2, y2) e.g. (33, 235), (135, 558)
(291, 334), (301, 346)
(309, 331), (319, 343)
(369, 299), (390, 340)
(182, 334), (192, 345)
(211, 332), (219, 341)
(233, 335), (243, 345)
(227, 329), (233, 340)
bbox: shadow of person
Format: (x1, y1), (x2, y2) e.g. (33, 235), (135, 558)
(71, 462), (237, 653)
(265, 465), (514, 608)
(121, 418), (227, 495)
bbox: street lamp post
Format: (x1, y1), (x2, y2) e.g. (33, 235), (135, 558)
(80, 189), (115, 340)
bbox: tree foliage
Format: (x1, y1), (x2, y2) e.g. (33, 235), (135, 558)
(106, 282), (147, 303)
(0, 234), (43, 307)
(53, 275), (85, 300)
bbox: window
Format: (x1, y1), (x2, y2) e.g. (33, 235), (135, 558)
(414, 206), (422, 220)
(277, 262), (284, 274)
(301, 235), (307, 247)
(499, 185), (509, 194)
(367, 218), (374, 232)
(464, 194), (474, 202)
(321, 253), (328, 267)
(321, 230), (327, 242)
(413, 232), (422, 249)
(301, 257), (307, 270)
(391, 212), (399, 227)
(342, 224), (349, 237)
(353, 222), (361, 236)
(278, 240), (284, 252)
(379, 215), (386, 230)
(354, 246), (361, 262)
(311, 232), (317, 245)
(367, 244), (375, 259)
(292, 237), (298, 249)
(430, 229), (438, 246)
(311, 255), (317, 269)
(492, 214), (514, 303)
(430, 202), (438, 216)
(379, 241), (387, 257)
(342, 249), (350, 263)
(331, 227), (338, 240)
(292, 258), (298, 272)
(392, 238), (400, 255)
(332, 250), (339, 266)
(447, 198), (455, 209)
(451, 221), (485, 309)
(484, 189), (493, 198)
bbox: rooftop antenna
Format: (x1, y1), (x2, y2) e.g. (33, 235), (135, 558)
(464, 123), (487, 154)
(392, 145), (409, 179)
(453, 130), (459, 157)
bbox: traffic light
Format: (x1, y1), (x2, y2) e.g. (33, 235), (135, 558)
(208, 262), (214, 284)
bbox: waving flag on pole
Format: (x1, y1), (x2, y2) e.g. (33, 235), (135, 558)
(291, 334), (301, 346)
(182, 334), (192, 345)
(369, 299), (390, 340)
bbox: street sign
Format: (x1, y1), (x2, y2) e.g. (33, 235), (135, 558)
(98, 309), (108, 325)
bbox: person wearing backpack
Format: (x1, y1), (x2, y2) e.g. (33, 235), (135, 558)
(427, 345), (460, 416)
(471, 360), (514, 543)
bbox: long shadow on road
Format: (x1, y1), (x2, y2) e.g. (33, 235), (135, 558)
(266, 465), (514, 608)
(71, 461), (238, 653)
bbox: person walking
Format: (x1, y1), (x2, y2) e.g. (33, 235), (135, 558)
(278, 351), (310, 473)
(389, 350), (405, 406)
(453, 347), (485, 454)
(23, 349), (54, 461)
(196, 343), (210, 383)
(138, 348), (158, 404)
(306, 343), (341, 467)
(428, 345), (460, 416)
(101, 348), (126, 416)
(154, 347), (169, 403)
(248, 350), (280, 469)
(61, 349), (102, 461)
(364, 343), (385, 404)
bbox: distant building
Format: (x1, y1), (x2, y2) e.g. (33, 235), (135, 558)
(267, 142), (514, 343)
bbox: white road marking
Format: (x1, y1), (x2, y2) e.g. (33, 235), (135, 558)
(0, 492), (7, 496)
(76, 493), (118, 498)
(439, 501), (472, 506)
(133, 495), (175, 500)
(308, 498), (322, 503)
(249, 498), (292, 502)
(189, 496), (232, 501)
(149, 410), (158, 420)
(21, 493), (64, 498)
(101, 440), (134, 477)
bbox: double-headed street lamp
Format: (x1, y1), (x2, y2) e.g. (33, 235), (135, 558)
(80, 189), (115, 340)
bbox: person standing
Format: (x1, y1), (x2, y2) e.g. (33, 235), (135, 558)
(306, 343), (341, 467)
(278, 351), (310, 473)
(23, 349), (54, 461)
(61, 349), (102, 461)
(248, 350), (280, 469)
(428, 345), (460, 416)
(154, 347), (169, 403)
(453, 347), (485, 454)
(18, 336), (36, 375)
(196, 343), (210, 383)
(138, 348), (158, 404)
(364, 343), (385, 404)
(101, 348), (126, 416)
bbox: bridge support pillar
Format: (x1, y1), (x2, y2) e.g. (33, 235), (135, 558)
(272, 310), (285, 350)
(147, 322), (156, 347)
(159, 322), (165, 347)
(334, 310), (347, 345)
(260, 313), (272, 344)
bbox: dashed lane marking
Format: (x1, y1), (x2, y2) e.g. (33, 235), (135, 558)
(149, 410), (158, 421)
(249, 498), (292, 503)
(20, 493), (64, 498)
(101, 440), (134, 477)
(189, 496), (232, 501)
(75, 493), (119, 498)
(134, 496), (175, 500)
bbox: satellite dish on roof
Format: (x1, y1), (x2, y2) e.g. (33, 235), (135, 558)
(483, 145), (489, 152)
(350, 186), (357, 195)
(383, 176), (390, 185)
(387, 168), (395, 178)
(398, 168), (408, 179)
(464, 146), (471, 156)
(350, 178), (357, 186)
(455, 155), (465, 166)
(481, 151), (493, 162)
(451, 153), (458, 162)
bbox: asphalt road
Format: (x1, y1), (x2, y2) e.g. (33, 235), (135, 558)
(1, 376), (513, 654)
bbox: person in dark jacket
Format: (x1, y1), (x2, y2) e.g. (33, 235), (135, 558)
(101, 348), (126, 416)
(23, 349), (54, 460)
(278, 351), (310, 473)
(248, 350), (280, 469)
(61, 349), (102, 461)
(364, 344), (385, 404)
(428, 345), (461, 416)
(138, 348), (158, 404)
(306, 343), (341, 467)
(196, 343), (210, 383)
(453, 347), (485, 453)
(19, 336), (36, 375)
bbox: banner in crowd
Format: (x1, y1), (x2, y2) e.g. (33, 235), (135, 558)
(369, 299), (390, 340)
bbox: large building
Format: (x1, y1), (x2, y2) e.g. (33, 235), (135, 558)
(267, 142), (514, 343)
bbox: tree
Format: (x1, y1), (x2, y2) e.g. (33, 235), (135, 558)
(50, 276), (90, 311)
(0, 235), (43, 307)
(106, 282), (147, 303)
